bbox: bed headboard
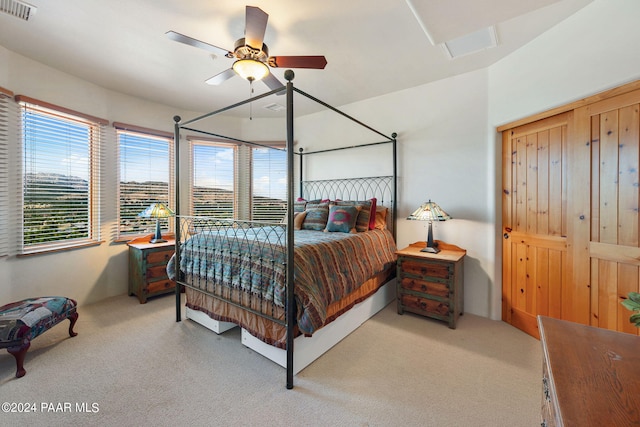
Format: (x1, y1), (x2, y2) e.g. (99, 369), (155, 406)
(301, 176), (395, 235)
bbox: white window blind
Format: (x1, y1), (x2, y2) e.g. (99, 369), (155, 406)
(251, 145), (286, 222)
(0, 88), (17, 256)
(117, 128), (174, 239)
(18, 98), (105, 253)
(190, 140), (237, 218)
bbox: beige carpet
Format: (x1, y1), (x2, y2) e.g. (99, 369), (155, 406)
(1, 294), (542, 426)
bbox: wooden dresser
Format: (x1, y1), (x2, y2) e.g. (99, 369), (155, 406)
(396, 241), (465, 329)
(127, 235), (176, 304)
(538, 316), (640, 426)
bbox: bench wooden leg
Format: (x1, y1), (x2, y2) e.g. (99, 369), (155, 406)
(4, 311), (78, 378)
(7, 341), (30, 378)
(68, 311), (79, 337)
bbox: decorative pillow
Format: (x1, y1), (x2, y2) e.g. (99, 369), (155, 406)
(324, 205), (360, 233)
(374, 205), (388, 230)
(336, 199), (372, 232)
(297, 198), (326, 204)
(294, 201), (307, 213)
(301, 207), (329, 231)
(368, 197), (377, 230)
(306, 201), (330, 210)
(293, 211), (307, 230)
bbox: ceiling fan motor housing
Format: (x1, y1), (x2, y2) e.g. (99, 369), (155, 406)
(231, 38), (269, 63)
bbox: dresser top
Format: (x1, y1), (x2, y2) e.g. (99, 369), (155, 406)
(539, 315), (640, 426)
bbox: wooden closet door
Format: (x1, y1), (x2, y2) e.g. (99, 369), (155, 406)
(573, 90), (640, 335)
(502, 113), (569, 338)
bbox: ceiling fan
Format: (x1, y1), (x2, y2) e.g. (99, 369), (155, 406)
(166, 5), (327, 91)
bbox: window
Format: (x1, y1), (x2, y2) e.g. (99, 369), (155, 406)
(18, 96), (105, 253)
(190, 140), (236, 218)
(117, 125), (174, 239)
(251, 145), (286, 222)
(189, 139), (286, 222)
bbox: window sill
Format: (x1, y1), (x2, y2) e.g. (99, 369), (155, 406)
(18, 240), (104, 257)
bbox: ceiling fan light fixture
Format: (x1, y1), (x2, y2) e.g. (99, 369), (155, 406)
(233, 59), (269, 82)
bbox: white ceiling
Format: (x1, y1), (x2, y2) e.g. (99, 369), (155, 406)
(0, 0), (594, 117)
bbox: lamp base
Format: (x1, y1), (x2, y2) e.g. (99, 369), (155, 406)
(420, 246), (440, 254)
(422, 221), (440, 253)
(149, 218), (166, 244)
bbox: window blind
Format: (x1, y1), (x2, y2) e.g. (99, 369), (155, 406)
(0, 88), (17, 256)
(18, 99), (105, 253)
(117, 128), (174, 239)
(190, 140), (236, 218)
(251, 145), (286, 222)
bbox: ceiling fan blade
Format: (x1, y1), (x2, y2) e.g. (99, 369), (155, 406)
(205, 68), (237, 85)
(268, 56), (328, 69)
(262, 73), (285, 93)
(244, 6), (268, 50)
(166, 30), (232, 57)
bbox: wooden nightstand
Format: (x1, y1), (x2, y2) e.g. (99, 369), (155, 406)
(128, 235), (176, 303)
(396, 241), (466, 328)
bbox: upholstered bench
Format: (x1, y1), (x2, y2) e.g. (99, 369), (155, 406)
(0, 297), (78, 378)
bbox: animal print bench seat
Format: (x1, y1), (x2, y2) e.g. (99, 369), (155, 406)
(0, 297), (78, 378)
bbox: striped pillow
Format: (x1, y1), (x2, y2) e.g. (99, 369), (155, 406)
(301, 207), (329, 231)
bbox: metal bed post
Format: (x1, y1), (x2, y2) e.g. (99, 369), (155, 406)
(298, 147), (304, 199)
(285, 70), (296, 389)
(174, 115), (182, 322)
(391, 132), (397, 240)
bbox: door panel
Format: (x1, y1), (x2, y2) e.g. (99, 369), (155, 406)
(502, 114), (569, 338)
(583, 99), (640, 335)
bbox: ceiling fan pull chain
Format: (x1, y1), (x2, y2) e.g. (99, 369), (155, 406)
(249, 80), (254, 120)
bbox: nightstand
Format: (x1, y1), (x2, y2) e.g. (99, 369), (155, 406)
(127, 235), (176, 303)
(396, 241), (466, 328)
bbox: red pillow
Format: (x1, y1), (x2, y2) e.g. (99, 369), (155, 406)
(368, 198), (377, 230)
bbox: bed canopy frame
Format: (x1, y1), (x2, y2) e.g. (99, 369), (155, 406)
(171, 70), (397, 389)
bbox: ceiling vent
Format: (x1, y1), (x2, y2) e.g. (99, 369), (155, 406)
(0, 0), (37, 21)
(442, 26), (498, 59)
(263, 103), (285, 112)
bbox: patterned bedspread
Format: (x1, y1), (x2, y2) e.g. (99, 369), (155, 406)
(172, 227), (397, 335)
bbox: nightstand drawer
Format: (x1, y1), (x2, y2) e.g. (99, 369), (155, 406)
(400, 294), (450, 317)
(400, 277), (449, 298)
(147, 249), (174, 265)
(146, 264), (170, 280)
(399, 259), (451, 280)
(146, 279), (174, 294)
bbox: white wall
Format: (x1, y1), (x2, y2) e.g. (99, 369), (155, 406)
(489, 0), (640, 128)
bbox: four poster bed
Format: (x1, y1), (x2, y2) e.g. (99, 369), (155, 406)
(169, 70), (398, 389)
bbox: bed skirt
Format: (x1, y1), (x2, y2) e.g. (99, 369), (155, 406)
(185, 265), (396, 349)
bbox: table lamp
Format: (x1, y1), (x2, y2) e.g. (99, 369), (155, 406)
(407, 200), (451, 253)
(138, 202), (175, 243)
